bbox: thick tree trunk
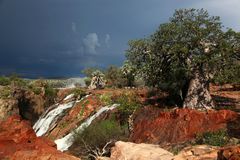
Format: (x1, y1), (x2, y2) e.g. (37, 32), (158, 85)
(183, 70), (214, 110)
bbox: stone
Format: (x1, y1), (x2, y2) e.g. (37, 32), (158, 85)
(110, 141), (174, 160)
(173, 145), (219, 160)
(0, 115), (80, 160)
(131, 107), (238, 145)
(218, 146), (240, 160)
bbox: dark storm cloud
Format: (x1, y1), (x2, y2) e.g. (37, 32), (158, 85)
(0, 0), (239, 77)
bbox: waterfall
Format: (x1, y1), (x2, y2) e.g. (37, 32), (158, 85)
(33, 95), (89, 137)
(55, 104), (119, 152)
(63, 93), (74, 101)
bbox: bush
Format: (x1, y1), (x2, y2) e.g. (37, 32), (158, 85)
(0, 75), (27, 87)
(99, 93), (113, 106)
(195, 129), (230, 146)
(32, 87), (42, 95)
(84, 78), (91, 87)
(0, 76), (11, 86)
(115, 92), (141, 116)
(0, 87), (11, 99)
(9, 74), (27, 87)
(74, 119), (126, 158)
(72, 88), (87, 98)
(105, 65), (127, 88)
(45, 85), (57, 98)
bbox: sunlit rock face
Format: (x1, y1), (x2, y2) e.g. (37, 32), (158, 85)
(130, 107), (238, 145)
(110, 141), (174, 160)
(0, 115), (80, 160)
(218, 146), (240, 160)
(173, 145), (219, 160)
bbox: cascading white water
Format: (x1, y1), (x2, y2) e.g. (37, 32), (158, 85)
(33, 95), (89, 137)
(55, 104), (119, 152)
(63, 93), (75, 101)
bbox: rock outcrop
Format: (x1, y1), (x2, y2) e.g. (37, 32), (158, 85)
(0, 115), (80, 160)
(0, 98), (19, 119)
(218, 146), (240, 160)
(47, 94), (102, 139)
(0, 86), (47, 123)
(131, 107), (238, 145)
(174, 145), (219, 160)
(110, 141), (174, 160)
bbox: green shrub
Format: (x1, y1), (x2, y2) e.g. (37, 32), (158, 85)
(0, 87), (11, 99)
(99, 93), (113, 106)
(115, 92), (141, 116)
(44, 84), (57, 106)
(0, 75), (27, 88)
(195, 129), (229, 146)
(77, 99), (89, 119)
(45, 85), (56, 97)
(32, 87), (42, 95)
(0, 76), (11, 86)
(9, 74), (27, 87)
(74, 119), (126, 157)
(72, 88), (87, 98)
(84, 78), (91, 87)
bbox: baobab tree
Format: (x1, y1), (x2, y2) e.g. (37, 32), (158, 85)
(126, 9), (240, 110)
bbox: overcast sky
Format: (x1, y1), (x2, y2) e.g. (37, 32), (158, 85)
(0, 0), (239, 78)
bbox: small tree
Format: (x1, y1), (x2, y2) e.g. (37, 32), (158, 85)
(126, 9), (240, 109)
(89, 70), (105, 89)
(105, 65), (127, 88)
(121, 61), (136, 87)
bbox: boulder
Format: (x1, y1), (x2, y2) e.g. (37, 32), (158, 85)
(174, 145), (219, 160)
(110, 141), (174, 160)
(131, 107), (238, 145)
(218, 146), (240, 160)
(0, 115), (80, 160)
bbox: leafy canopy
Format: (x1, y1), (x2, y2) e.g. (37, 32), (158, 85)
(126, 8), (240, 93)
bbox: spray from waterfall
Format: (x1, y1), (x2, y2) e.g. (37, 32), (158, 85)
(55, 104), (119, 152)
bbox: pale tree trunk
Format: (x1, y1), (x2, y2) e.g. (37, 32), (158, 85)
(183, 70), (214, 110)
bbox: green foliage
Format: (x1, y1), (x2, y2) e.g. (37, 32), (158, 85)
(27, 80), (45, 95)
(99, 93), (113, 106)
(9, 74), (27, 87)
(0, 76), (11, 86)
(195, 129), (229, 146)
(0, 74), (27, 88)
(74, 119), (127, 157)
(126, 8), (240, 96)
(45, 85), (57, 98)
(105, 65), (127, 88)
(115, 92), (141, 116)
(121, 61), (136, 87)
(31, 87), (42, 95)
(213, 62), (240, 84)
(71, 88), (87, 98)
(27, 79), (58, 107)
(0, 87), (11, 99)
(84, 77), (91, 87)
(77, 99), (89, 119)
